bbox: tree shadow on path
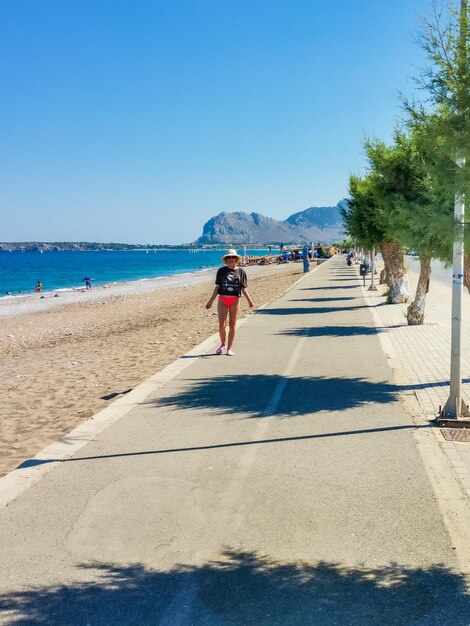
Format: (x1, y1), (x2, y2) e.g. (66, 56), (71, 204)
(257, 305), (366, 316)
(150, 374), (397, 418)
(301, 285), (358, 291)
(279, 325), (381, 338)
(290, 296), (357, 303)
(1, 549), (468, 625)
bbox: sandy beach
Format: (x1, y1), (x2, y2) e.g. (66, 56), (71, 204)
(1, 262), (305, 478)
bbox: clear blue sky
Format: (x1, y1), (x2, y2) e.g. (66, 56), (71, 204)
(0, 0), (433, 244)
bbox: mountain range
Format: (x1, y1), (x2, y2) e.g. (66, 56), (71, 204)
(196, 201), (346, 245)
(0, 202), (346, 250)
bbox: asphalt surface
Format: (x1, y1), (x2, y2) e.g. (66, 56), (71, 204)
(1, 257), (469, 625)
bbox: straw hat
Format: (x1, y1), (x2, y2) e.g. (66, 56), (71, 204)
(221, 248), (242, 263)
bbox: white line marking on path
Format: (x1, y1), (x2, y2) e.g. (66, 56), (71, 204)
(159, 329), (310, 624)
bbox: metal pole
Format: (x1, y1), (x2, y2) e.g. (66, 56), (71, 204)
(368, 248), (377, 291)
(444, 161), (469, 417)
(443, 1), (469, 418)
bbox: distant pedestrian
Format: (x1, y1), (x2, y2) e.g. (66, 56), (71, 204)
(302, 246), (310, 273)
(82, 276), (94, 289)
(34, 280), (42, 293)
(205, 249), (255, 356)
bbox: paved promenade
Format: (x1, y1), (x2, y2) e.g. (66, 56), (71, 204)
(1, 257), (470, 625)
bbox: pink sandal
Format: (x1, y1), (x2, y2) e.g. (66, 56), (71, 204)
(216, 345), (225, 355)
(226, 349), (235, 357)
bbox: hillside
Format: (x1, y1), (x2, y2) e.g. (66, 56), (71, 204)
(196, 202), (345, 245)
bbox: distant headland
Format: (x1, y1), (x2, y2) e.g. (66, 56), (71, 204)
(0, 242), (196, 252)
(1, 201), (346, 251)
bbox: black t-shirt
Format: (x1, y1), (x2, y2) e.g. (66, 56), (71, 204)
(215, 266), (248, 297)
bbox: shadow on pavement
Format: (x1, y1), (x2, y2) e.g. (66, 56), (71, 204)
(279, 325), (379, 337)
(13, 375), (407, 470)
(332, 273), (357, 277)
(401, 378), (470, 392)
(258, 305), (365, 316)
(290, 296), (357, 303)
(301, 285), (358, 291)
(150, 374), (397, 418)
(1, 549), (468, 625)
(19, 424), (422, 468)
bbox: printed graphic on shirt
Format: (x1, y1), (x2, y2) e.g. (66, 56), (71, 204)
(215, 267), (248, 297)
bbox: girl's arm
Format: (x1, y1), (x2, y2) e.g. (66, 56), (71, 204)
(205, 286), (219, 309)
(241, 287), (255, 309)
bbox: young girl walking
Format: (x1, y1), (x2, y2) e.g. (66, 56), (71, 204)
(205, 249), (255, 356)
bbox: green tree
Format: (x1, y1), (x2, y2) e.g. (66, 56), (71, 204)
(405, 0), (470, 290)
(342, 175), (383, 249)
(365, 131), (454, 324)
(342, 167), (410, 304)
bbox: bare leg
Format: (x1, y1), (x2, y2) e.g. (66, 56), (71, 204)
(227, 299), (240, 351)
(217, 298), (228, 347)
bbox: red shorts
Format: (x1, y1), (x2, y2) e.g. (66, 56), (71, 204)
(219, 295), (239, 308)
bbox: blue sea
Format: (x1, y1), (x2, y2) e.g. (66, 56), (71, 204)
(0, 248), (277, 297)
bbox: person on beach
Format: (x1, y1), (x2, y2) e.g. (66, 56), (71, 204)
(205, 249), (255, 356)
(82, 276), (93, 289)
(34, 280), (42, 293)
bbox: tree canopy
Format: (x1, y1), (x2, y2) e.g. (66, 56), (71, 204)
(364, 131), (454, 262)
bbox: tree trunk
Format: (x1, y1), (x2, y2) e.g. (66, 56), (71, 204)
(379, 268), (387, 284)
(406, 256), (431, 325)
(379, 241), (410, 304)
(464, 255), (470, 294)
